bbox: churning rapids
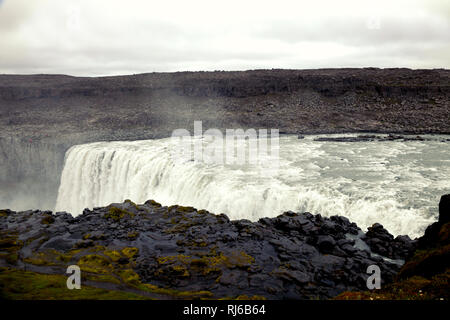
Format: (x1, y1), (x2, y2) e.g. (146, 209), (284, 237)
(55, 134), (450, 239)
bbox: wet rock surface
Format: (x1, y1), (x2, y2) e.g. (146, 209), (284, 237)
(362, 223), (416, 260)
(335, 195), (450, 300)
(418, 194), (450, 250)
(0, 200), (417, 299)
(313, 134), (437, 143)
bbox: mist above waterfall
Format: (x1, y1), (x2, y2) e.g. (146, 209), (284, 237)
(0, 137), (66, 212)
(55, 134), (450, 238)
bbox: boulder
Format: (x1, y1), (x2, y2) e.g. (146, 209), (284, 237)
(439, 194), (450, 224)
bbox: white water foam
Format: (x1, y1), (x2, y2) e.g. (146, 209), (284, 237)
(55, 134), (450, 238)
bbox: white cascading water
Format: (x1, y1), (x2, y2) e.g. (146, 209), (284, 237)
(55, 134), (450, 238)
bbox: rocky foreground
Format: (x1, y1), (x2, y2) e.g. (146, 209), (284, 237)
(3, 195), (449, 300)
(336, 194), (450, 300)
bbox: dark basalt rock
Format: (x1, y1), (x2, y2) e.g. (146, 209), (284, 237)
(0, 200), (418, 299)
(334, 195), (450, 300)
(314, 134), (430, 143)
(439, 194), (450, 224)
(363, 223), (416, 260)
(417, 194), (450, 250)
(317, 235), (336, 253)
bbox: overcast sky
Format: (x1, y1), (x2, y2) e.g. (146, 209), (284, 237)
(0, 0), (449, 76)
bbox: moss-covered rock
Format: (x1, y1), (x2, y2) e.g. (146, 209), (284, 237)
(335, 271), (449, 300)
(0, 268), (150, 300)
(438, 223), (450, 245)
(78, 254), (112, 273)
(0, 210), (11, 217)
(104, 207), (135, 221)
(121, 247), (139, 259)
(127, 231), (139, 240)
(0, 232), (22, 265)
(168, 205), (196, 213)
(155, 250), (255, 279)
(104, 249), (121, 262)
(124, 199), (140, 211)
(145, 199), (162, 207)
(41, 214), (55, 225)
(0, 197), (429, 300)
(336, 195), (450, 300)
(398, 245), (450, 280)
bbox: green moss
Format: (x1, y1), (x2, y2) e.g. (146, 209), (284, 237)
(55, 252), (73, 264)
(168, 205), (195, 213)
(120, 269), (141, 285)
(156, 250), (254, 277)
(90, 245), (107, 252)
(78, 254), (112, 273)
(0, 210), (9, 217)
(121, 247), (139, 259)
(0, 252), (19, 264)
(0, 233), (23, 265)
(113, 267), (212, 298)
(145, 200), (162, 207)
(2, 241), (223, 300)
(104, 249), (121, 262)
(164, 219), (200, 234)
(83, 273), (121, 285)
(335, 271), (449, 300)
(23, 252), (57, 266)
(176, 239), (208, 247)
(80, 234), (106, 242)
(67, 248), (83, 256)
(0, 264), (214, 300)
(21, 245), (132, 271)
(127, 231), (139, 240)
(0, 268), (150, 300)
(172, 265), (190, 277)
(41, 214), (55, 225)
(156, 255), (191, 277)
(157, 254), (190, 265)
(169, 289), (213, 299)
(138, 282), (213, 299)
(0, 234), (21, 251)
(236, 251), (255, 265)
(124, 199), (140, 211)
(398, 244), (450, 280)
(2, 237), (243, 300)
(234, 295), (267, 300)
(95, 263), (213, 299)
(22, 248), (96, 268)
(104, 207), (135, 221)
(438, 223), (450, 244)
(336, 223), (450, 301)
(154, 262), (190, 278)
(190, 255), (227, 275)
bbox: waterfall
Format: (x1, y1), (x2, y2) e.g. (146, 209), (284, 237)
(55, 135), (450, 238)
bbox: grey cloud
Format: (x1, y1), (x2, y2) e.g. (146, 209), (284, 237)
(0, 0), (448, 76)
(424, 0), (450, 20)
(254, 15), (449, 46)
(0, 0), (40, 32)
